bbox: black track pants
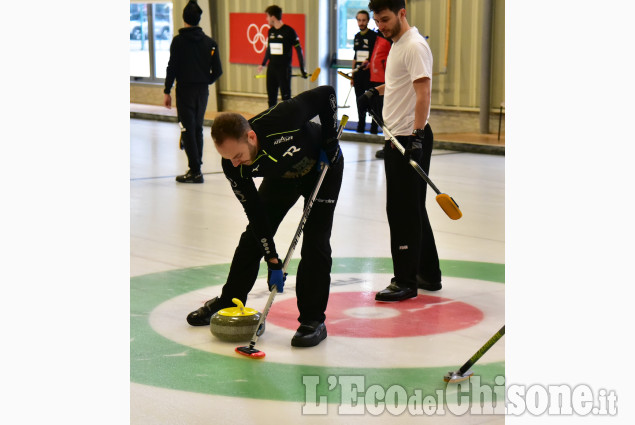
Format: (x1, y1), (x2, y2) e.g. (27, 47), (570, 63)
(266, 65), (292, 107)
(219, 159), (344, 324)
(353, 71), (379, 133)
(383, 124), (441, 288)
(176, 83), (209, 174)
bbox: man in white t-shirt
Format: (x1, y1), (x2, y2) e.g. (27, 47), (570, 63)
(359, 0), (442, 301)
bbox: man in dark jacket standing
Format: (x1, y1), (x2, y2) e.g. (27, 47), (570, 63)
(164, 0), (223, 183)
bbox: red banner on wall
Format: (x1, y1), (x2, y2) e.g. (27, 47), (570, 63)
(229, 13), (306, 67)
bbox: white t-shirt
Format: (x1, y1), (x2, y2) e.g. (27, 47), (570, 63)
(383, 27), (433, 137)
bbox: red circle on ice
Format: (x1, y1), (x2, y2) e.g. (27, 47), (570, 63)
(266, 291), (484, 337)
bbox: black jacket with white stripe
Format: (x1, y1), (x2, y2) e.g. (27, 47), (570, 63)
(221, 85), (339, 260)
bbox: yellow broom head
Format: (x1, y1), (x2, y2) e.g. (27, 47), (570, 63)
(337, 70), (353, 81)
(436, 193), (462, 220)
(310, 67), (321, 82)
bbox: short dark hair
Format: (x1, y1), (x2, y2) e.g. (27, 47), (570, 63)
(265, 5), (282, 20)
(356, 10), (370, 20)
(368, 0), (405, 15)
(211, 113), (251, 146)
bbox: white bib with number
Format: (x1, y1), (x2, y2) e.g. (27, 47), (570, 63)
(270, 42), (283, 55)
(356, 50), (369, 62)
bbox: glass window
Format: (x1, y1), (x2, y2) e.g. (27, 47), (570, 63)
(130, 3), (150, 78)
(153, 3), (173, 79)
(130, 2), (173, 81)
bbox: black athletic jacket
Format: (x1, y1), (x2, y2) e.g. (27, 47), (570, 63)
(164, 26), (222, 94)
(353, 29), (377, 79)
(261, 24), (305, 73)
(353, 29), (378, 62)
(222, 85), (339, 260)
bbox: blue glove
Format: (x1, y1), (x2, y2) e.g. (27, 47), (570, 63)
(267, 259), (286, 293)
(319, 149), (329, 166)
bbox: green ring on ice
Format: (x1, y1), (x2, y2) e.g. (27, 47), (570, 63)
(131, 257), (504, 402)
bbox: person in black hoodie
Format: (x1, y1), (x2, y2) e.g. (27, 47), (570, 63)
(164, 1), (223, 183)
(186, 85), (343, 348)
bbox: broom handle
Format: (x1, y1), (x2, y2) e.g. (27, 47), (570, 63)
(370, 113), (443, 196)
(281, 114), (347, 272)
(458, 325), (506, 375)
(248, 165), (328, 348)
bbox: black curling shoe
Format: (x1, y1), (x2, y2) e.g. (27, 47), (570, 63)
(375, 281), (417, 302)
(291, 321), (327, 347)
(416, 275), (442, 291)
(186, 297), (225, 326)
(176, 171), (204, 183)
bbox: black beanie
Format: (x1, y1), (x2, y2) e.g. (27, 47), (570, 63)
(183, 1), (202, 26)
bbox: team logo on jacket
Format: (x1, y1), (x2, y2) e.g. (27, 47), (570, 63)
(274, 135), (294, 145)
(283, 146), (301, 157)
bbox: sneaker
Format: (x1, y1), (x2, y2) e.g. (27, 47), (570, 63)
(416, 275), (442, 291)
(375, 148), (384, 159)
(186, 297), (227, 326)
(176, 171), (204, 183)
(291, 321), (327, 347)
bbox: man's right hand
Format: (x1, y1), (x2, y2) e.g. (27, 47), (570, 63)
(267, 259), (286, 293)
(404, 138), (423, 161)
(257, 65), (264, 74)
(320, 138), (342, 167)
(163, 94), (172, 109)
(356, 87), (379, 113)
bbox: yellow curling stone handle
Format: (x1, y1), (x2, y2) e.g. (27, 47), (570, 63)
(217, 298), (260, 317)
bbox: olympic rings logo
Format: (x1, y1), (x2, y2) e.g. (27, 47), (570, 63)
(247, 23), (270, 54)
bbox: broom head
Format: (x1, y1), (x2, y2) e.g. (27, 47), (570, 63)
(436, 193), (462, 220)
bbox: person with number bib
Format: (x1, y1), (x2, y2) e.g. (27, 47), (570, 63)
(352, 10), (378, 134)
(257, 5), (308, 107)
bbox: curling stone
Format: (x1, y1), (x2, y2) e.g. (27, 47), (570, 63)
(210, 298), (265, 342)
